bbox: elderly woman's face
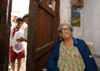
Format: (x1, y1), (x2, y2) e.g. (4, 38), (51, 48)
(59, 24), (73, 39)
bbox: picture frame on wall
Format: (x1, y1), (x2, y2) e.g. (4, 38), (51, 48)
(71, 11), (81, 27)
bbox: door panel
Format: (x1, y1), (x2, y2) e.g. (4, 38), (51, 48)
(37, 7), (55, 48)
(27, 0), (60, 71)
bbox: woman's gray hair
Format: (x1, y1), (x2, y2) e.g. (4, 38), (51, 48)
(58, 23), (73, 33)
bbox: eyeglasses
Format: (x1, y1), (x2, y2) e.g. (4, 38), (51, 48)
(60, 27), (71, 33)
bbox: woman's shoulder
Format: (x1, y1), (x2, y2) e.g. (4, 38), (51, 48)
(54, 40), (63, 48)
(73, 37), (86, 47)
(56, 40), (63, 44)
(75, 38), (85, 43)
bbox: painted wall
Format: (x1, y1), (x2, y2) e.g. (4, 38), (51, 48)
(60, 0), (100, 61)
(60, 0), (71, 24)
(80, 0), (100, 56)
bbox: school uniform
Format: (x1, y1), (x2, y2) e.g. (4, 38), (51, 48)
(9, 26), (25, 62)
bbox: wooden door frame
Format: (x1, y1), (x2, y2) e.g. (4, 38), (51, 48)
(4, 0), (12, 71)
(26, 0), (38, 71)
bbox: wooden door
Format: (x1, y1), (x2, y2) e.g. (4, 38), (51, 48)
(27, 0), (60, 71)
(0, 0), (12, 71)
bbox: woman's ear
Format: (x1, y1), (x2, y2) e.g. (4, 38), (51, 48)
(59, 33), (61, 37)
(71, 32), (73, 36)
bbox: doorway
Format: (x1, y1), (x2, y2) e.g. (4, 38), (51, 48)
(8, 0), (30, 71)
(0, 0), (60, 71)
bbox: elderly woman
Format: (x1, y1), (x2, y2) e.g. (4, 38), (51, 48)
(45, 23), (97, 71)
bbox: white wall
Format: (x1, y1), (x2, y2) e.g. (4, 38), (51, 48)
(60, 0), (100, 58)
(82, 0), (100, 56)
(60, 0), (71, 24)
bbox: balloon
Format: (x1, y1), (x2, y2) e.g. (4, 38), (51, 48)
(13, 43), (24, 53)
(12, 30), (24, 53)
